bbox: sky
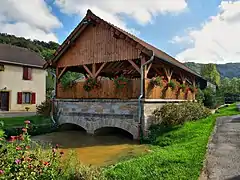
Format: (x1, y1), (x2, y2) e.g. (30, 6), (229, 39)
(0, 0), (240, 64)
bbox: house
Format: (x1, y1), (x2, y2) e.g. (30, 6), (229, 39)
(0, 44), (46, 112)
(45, 10), (207, 139)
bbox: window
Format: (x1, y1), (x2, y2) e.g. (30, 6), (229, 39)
(17, 92), (36, 104)
(23, 67), (32, 80)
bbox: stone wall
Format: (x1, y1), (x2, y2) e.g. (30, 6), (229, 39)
(54, 99), (187, 139)
(54, 99), (140, 139)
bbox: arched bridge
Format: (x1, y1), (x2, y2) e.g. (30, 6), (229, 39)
(55, 99), (140, 139)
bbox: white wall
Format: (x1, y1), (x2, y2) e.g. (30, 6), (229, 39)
(0, 64), (46, 111)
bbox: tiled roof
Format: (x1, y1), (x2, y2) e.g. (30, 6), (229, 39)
(0, 44), (45, 68)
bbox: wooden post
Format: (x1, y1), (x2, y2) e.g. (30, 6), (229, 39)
(192, 76), (196, 101)
(92, 63), (96, 77)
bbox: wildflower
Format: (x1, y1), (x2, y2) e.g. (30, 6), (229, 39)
(28, 165), (32, 169)
(16, 146), (22, 151)
(26, 146), (30, 150)
(52, 148), (57, 153)
(0, 170), (4, 175)
(0, 138), (3, 141)
(60, 151), (64, 155)
(24, 120), (31, 124)
(56, 144), (59, 148)
(44, 161), (50, 166)
(15, 159), (21, 164)
(22, 128), (27, 133)
(26, 157), (32, 162)
(18, 135), (24, 141)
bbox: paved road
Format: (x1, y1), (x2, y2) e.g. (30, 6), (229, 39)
(202, 115), (240, 180)
(0, 112), (36, 118)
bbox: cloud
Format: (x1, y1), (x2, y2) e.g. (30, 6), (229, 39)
(175, 0), (240, 64)
(0, 0), (62, 42)
(55, 0), (187, 35)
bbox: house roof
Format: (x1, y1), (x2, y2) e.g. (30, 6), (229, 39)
(0, 44), (45, 68)
(46, 9), (205, 81)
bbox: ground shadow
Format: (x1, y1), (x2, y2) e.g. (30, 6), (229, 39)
(226, 175), (240, 180)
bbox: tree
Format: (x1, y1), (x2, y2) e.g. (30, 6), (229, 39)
(200, 63), (221, 86)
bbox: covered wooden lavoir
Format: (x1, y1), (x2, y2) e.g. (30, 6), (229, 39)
(46, 10), (206, 101)
(45, 9), (207, 139)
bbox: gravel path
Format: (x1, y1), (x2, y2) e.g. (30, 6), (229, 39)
(201, 115), (240, 180)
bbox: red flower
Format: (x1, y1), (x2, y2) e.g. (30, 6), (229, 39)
(22, 128), (27, 133)
(44, 161), (50, 166)
(16, 146), (22, 151)
(26, 157), (32, 162)
(24, 120), (31, 124)
(60, 151), (64, 155)
(26, 146), (30, 150)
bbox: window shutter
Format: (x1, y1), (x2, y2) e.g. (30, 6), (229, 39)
(31, 92), (36, 104)
(28, 68), (32, 80)
(23, 67), (28, 80)
(17, 92), (22, 104)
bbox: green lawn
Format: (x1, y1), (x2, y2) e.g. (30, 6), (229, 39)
(104, 104), (239, 180)
(0, 116), (51, 128)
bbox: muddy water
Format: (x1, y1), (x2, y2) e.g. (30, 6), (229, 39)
(32, 130), (149, 167)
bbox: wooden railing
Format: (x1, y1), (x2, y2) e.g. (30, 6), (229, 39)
(57, 79), (141, 99)
(57, 78), (194, 100)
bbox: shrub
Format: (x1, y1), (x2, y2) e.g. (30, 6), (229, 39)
(113, 75), (129, 89)
(203, 87), (217, 109)
(0, 121), (63, 180)
(36, 100), (51, 117)
(0, 121), (103, 180)
(153, 102), (211, 126)
(83, 77), (101, 92)
(167, 80), (176, 90)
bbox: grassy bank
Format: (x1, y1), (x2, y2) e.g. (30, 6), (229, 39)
(0, 116), (51, 128)
(104, 104), (239, 180)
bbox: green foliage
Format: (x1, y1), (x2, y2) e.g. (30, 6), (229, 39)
(0, 122), (63, 179)
(167, 80), (176, 90)
(60, 72), (83, 90)
(203, 87), (217, 109)
(104, 104), (239, 180)
(179, 83), (186, 91)
(201, 63), (221, 85)
(36, 100), (51, 117)
(0, 122), (103, 180)
(196, 88), (205, 103)
(153, 102), (211, 126)
(113, 75), (129, 89)
(83, 78), (101, 92)
(184, 62), (240, 79)
(150, 76), (162, 87)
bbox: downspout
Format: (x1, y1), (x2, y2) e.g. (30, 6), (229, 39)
(138, 51), (155, 136)
(48, 70), (57, 124)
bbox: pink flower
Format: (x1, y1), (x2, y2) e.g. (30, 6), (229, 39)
(24, 120), (31, 124)
(22, 128), (27, 133)
(16, 146), (22, 151)
(0, 138), (3, 141)
(52, 148), (57, 153)
(0, 170), (4, 175)
(15, 159), (21, 164)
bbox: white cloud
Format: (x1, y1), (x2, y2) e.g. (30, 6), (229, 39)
(55, 0), (187, 35)
(175, 0), (240, 64)
(0, 0), (62, 42)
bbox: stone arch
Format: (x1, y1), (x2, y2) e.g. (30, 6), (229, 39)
(57, 116), (88, 132)
(93, 119), (139, 139)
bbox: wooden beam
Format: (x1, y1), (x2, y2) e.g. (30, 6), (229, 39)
(128, 60), (141, 74)
(83, 65), (94, 77)
(57, 67), (67, 80)
(164, 67), (173, 82)
(95, 62), (106, 77)
(92, 63), (96, 77)
(180, 72), (186, 84)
